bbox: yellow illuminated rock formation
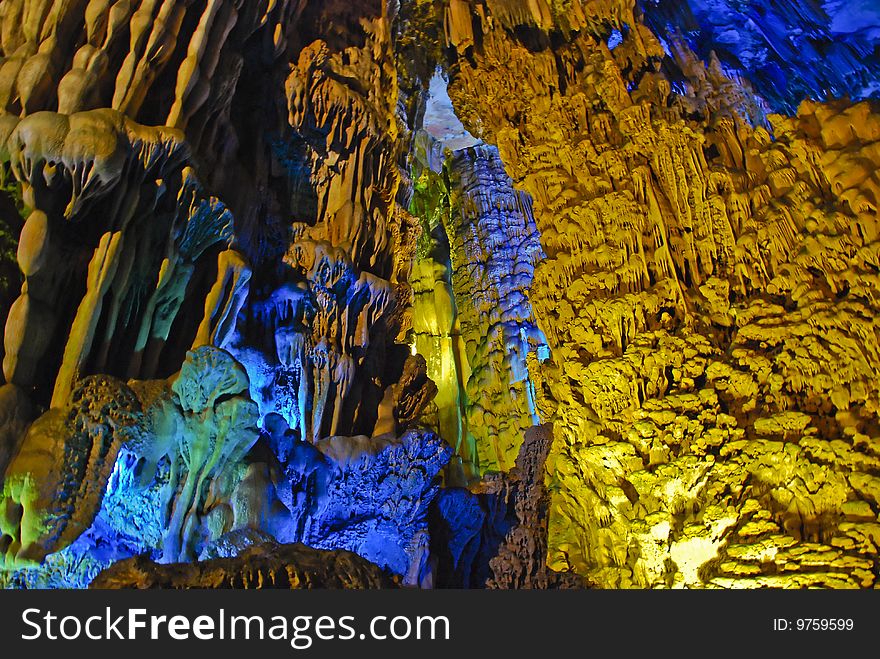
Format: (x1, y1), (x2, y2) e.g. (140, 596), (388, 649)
(0, 0), (878, 590)
(443, 0), (880, 588)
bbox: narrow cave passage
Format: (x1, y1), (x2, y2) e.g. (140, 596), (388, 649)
(410, 70), (551, 478)
(0, 0), (878, 591)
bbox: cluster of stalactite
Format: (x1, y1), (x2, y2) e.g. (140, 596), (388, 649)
(443, 0), (880, 588)
(0, 0), (453, 589)
(0, 0), (878, 591)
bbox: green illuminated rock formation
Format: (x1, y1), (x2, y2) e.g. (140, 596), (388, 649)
(0, 375), (142, 566)
(0, 0), (878, 589)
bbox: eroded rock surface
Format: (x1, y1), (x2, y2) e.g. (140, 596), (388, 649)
(0, 0), (878, 590)
(90, 542), (396, 589)
(442, 0), (880, 588)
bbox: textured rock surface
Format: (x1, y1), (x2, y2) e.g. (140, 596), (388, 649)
(151, 346), (261, 563)
(409, 128), (549, 477)
(442, 0), (880, 588)
(431, 424), (585, 588)
(0, 0), (878, 590)
(0, 345), (261, 569)
(90, 542), (396, 589)
(481, 424), (585, 588)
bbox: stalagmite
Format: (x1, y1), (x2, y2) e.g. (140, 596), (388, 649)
(0, 0), (877, 591)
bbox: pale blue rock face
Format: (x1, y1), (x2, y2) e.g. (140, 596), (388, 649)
(1, 369), (452, 588)
(3, 0), (879, 591)
(640, 0), (880, 114)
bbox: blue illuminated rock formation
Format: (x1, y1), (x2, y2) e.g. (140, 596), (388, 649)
(640, 0), (880, 114)
(1, 0), (879, 591)
(268, 425), (452, 584)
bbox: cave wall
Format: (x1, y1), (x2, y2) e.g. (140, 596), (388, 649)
(0, 0), (450, 587)
(442, 0), (880, 588)
(0, 0), (878, 589)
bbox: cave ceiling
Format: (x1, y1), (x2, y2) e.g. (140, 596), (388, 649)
(0, 0), (878, 589)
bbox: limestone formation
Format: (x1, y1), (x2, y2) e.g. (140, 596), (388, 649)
(409, 135), (549, 477)
(90, 541), (397, 589)
(444, 145), (548, 473)
(0, 0), (878, 590)
(156, 346), (261, 562)
(409, 160), (474, 476)
(441, 0), (880, 588)
(0, 108), (235, 408)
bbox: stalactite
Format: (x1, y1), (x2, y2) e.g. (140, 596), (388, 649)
(443, 0), (880, 588)
(0, 0), (878, 591)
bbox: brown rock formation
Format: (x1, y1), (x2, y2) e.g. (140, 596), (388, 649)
(1, 108), (235, 407)
(481, 424), (585, 589)
(90, 541), (397, 589)
(431, 424), (585, 588)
